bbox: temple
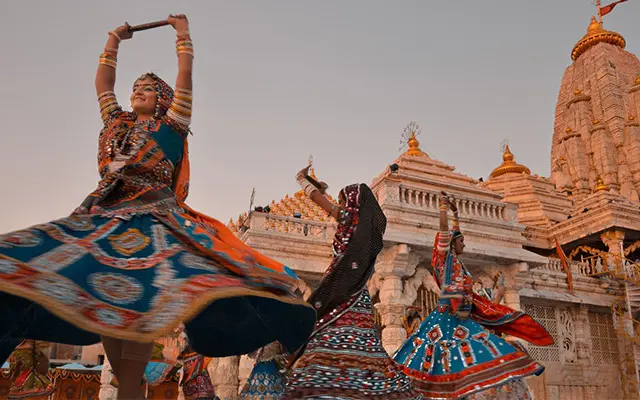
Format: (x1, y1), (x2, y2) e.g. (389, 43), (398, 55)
(6, 14), (638, 400)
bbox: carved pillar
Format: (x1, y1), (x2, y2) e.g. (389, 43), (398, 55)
(601, 230), (625, 273)
(212, 356), (240, 399)
(373, 244), (420, 354)
(376, 303), (409, 354)
(503, 262), (526, 311)
(98, 357), (117, 400)
(575, 304), (591, 364)
(602, 230), (639, 398)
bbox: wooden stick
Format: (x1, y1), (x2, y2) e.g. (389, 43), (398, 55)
(128, 20), (169, 33)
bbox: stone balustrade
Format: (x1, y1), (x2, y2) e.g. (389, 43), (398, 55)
(397, 185), (511, 221)
(246, 212), (334, 240)
(538, 257), (605, 277)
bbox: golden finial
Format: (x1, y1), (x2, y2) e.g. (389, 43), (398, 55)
(400, 121), (426, 157)
(594, 176), (609, 192)
(629, 115), (635, 121)
(489, 143), (531, 179)
(593, 119), (600, 124)
(309, 168), (318, 180)
(571, 16), (625, 61)
(574, 88), (583, 95)
(565, 127), (573, 133)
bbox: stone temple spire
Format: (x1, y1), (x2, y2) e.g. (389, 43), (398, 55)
(551, 17), (640, 202)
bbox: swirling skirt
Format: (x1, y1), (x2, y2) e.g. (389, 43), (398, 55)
(0, 211), (315, 357)
(284, 289), (421, 399)
(393, 305), (543, 399)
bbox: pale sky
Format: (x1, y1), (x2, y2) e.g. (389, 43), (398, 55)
(1, 0), (639, 232)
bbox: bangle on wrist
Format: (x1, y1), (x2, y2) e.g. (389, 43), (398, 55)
(108, 31), (122, 42)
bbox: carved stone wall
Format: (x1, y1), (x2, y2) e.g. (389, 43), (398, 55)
(523, 302), (623, 399)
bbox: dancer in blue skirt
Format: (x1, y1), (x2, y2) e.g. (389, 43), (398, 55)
(394, 191), (552, 399)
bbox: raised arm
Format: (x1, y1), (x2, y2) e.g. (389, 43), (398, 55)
(95, 24), (132, 95)
(165, 15), (193, 134)
(437, 191), (454, 254)
(96, 24), (132, 123)
(296, 166), (340, 219)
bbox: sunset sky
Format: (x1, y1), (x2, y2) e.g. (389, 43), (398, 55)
(1, 0), (638, 232)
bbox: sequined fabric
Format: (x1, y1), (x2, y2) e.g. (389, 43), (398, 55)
(0, 74), (316, 356)
(393, 237), (546, 399)
(284, 184), (420, 399)
(240, 359), (286, 399)
(285, 289), (421, 399)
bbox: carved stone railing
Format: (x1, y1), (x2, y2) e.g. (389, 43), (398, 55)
(396, 185), (514, 222)
(536, 257), (597, 277)
(246, 212), (335, 240)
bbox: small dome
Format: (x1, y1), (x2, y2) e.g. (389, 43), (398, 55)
(571, 16), (625, 61)
(489, 145), (531, 179)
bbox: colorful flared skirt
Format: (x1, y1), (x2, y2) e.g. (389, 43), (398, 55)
(393, 305), (543, 399)
(0, 212), (315, 357)
(240, 360), (285, 399)
(285, 289), (421, 399)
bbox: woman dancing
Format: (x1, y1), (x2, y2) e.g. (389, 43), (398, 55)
(284, 166), (421, 399)
(0, 15), (315, 399)
(393, 192), (553, 399)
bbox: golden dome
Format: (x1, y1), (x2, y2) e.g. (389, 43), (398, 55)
(593, 176), (609, 192)
(489, 145), (531, 179)
(404, 131), (426, 157)
(571, 16), (625, 61)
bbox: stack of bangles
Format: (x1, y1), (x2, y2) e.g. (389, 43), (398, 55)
(99, 49), (117, 68)
(177, 37), (194, 58)
(99, 31), (121, 68)
(296, 173), (317, 198)
(167, 88), (193, 127)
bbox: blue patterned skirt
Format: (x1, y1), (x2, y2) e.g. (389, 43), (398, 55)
(0, 212), (315, 357)
(240, 360), (285, 399)
(393, 305), (543, 399)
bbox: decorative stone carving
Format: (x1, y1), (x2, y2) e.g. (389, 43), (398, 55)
(373, 244), (422, 353)
(558, 308), (577, 364)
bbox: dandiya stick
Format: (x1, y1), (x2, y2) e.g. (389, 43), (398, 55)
(128, 20), (170, 33)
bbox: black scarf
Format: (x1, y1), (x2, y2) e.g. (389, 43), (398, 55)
(307, 183), (387, 321)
